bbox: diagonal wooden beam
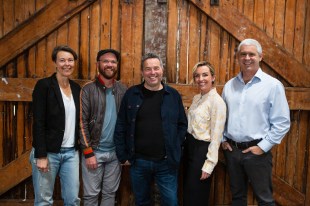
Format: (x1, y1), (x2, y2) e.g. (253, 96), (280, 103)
(189, 0), (310, 87)
(1, 78), (310, 110)
(0, 0), (97, 69)
(273, 174), (305, 205)
(0, 150), (31, 196)
(217, 161), (305, 205)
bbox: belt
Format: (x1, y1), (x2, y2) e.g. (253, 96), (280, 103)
(226, 138), (262, 150)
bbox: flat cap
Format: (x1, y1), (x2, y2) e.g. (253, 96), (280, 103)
(96, 49), (120, 62)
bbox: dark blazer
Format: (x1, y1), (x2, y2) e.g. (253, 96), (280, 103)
(32, 73), (80, 158)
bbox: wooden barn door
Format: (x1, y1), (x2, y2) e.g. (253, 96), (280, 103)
(0, 0), (310, 205)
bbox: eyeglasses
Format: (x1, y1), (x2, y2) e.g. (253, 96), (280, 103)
(98, 60), (118, 64)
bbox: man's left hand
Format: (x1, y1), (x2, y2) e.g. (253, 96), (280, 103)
(242, 146), (264, 155)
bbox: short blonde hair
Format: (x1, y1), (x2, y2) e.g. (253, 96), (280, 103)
(192, 61), (216, 84)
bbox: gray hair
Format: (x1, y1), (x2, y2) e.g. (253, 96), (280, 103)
(237, 39), (262, 55)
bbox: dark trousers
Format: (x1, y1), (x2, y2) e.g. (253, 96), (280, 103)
(183, 133), (212, 206)
(223, 146), (275, 206)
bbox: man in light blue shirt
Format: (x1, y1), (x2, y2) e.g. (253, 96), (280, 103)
(221, 38), (290, 206)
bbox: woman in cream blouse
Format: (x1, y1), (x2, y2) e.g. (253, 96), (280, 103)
(183, 61), (226, 206)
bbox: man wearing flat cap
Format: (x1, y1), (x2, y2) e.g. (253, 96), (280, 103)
(80, 49), (127, 206)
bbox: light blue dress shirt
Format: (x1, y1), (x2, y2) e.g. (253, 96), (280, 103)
(222, 68), (290, 152)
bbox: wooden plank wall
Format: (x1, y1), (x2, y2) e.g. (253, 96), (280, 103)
(0, 0), (143, 204)
(165, 1), (310, 205)
(0, 0), (309, 205)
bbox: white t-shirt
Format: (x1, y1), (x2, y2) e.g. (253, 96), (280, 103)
(60, 88), (76, 147)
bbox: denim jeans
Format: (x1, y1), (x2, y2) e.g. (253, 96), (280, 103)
(130, 158), (178, 206)
(30, 147), (80, 206)
(81, 151), (121, 206)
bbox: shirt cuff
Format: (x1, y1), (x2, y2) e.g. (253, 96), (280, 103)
(257, 139), (274, 152)
(83, 147), (94, 158)
(202, 160), (215, 174)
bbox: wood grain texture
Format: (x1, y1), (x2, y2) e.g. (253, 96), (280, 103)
(190, 0), (310, 87)
(0, 0), (97, 68)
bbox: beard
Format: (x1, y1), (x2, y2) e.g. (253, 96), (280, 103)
(99, 67), (117, 79)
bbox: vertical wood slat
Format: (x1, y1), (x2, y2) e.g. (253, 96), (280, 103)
(305, 112), (310, 205)
(89, 1), (100, 80)
(6, 62), (15, 78)
(17, 54), (26, 79)
(178, 0), (189, 84)
(24, 0), (35, 19)
(100, 0), (112, 50)
(208, 19), (220, 81)
(0, 0), (4, 38)
(293, 0), (306, 62)
(284, 0), (296, 53)
(285, 112), (298, 185)
(166, 0), (178, 83)
(131, 1), (143, 85)
(110, 0), (120, 51)
(46, 32), (57, 76)
(303, 0), (310, 66)
(229, 36), (239, 79)
(35, 40), (46, 77)
(253, 0), (264, 30)
(274, 129), (288, 180)
(294, 111), (308, 191)
(243, 0), (254, 21)
(14, 0), (25, 27)
(27, 47), (36, 78)
(0, 103), (3, 167)
(264, 0), (275, 38)
(199, 14), (207, 61)
(120, 2), (134, 86)
(236, 0), (243, 13)
(218, 31), (229, 85)
(16, 55), (26, 157)
(187, 4), (200, 84)
(80, 7), (90, 79)
(3, 0), (14, 35)
(68, 15), (81, 79)
(56, 23), (68, 46)
(274, 0), (285, 45)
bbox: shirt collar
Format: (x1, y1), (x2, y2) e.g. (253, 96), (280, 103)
(237, 68), (263, 84)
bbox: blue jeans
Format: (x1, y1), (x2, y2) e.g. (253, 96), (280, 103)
(30, 148), (80, 206)
(130, 158), (178, 206)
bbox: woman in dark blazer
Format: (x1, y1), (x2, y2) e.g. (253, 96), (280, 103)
(30, 45), (81, 206)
